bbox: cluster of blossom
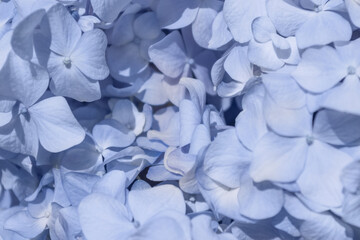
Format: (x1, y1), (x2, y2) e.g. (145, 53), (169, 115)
(1, 0), (360, 239)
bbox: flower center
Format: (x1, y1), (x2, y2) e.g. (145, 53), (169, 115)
(306, 135), (314, 145)
(314, 5), (323, 12)
(63, 57), (72, 68)
(187, 58), (195, 65)
(133, 220), (140, 228)
(347, 66), (356, 75)
(133, 37), (141, 45)
(95, 143), (104, 153)
(18, 104), (28, 115)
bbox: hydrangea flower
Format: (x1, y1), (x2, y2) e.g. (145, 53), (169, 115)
(293, 38), (360, 115)
(267, 0), (352, 48)
(0, 52), (85, 157)
(47, 4), (109, 102)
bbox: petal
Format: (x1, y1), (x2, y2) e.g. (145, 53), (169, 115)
(216, 80), (245, 98)
(307, 75), (360, 115)
(92, 119), (136, 149)
(335, 38), (360, 67)
(292, 46), (347, 93)
(297, 141), (352, 208)
(4, 210), (47, 238)
(313, 109), (360, 146)
(71, 29), (109, 80)
(341, 160), (360, 193)
(148, 31), (187, 78)
(128, 185), (186, 224)
(0, 51), (49, 107)
(224, 45), (253, 83)
(189, 124), (211, 154)
(237, 174), (284, 219)
(63, 172), (100, 206)
(48, 52), (101, 102)
(179, 100), (202, 146)
(79, 194), (134, 240)
(0, 114), (39, 157)
(266, 0), (315, 37)
(251, 16), (276, 43)
(136, 72), (169, 106)
(90, 0), (131, 23)
(132, 211), (191, 240)
(284, 194), (353, 240)
(263, 95), (312, 137)
(235, 84), (267, 150)
(223, 0), (267, 43)
(204, 129), (252, 188)
(133, 11), (161, 40)
(29, 96), (85, 153)
(250, 132), (308, 182)
(112, 99), (145, 136)
(47, 4), (81, 56)
(147, 112), (180, 147)
(296, 11), (352, 49)
(345, 0), (360, 27)
(164, 147), (196, 176)
(208, 11), (233, 49)
(61, 136), (101, 170)
(192, 51), (218, 94)
(11, 9), (46, 61)
(110, 12), (136, 46)
(197, 168), (244, 221)
(191, 0), (222, 48)
(262, 72), (306, 109)
(343, 193), (360, 227)
(92, 170), (127, 203)
(107, 43), (148, 77)
(248, 40), (284, 70)
(155, 0), (200, 29)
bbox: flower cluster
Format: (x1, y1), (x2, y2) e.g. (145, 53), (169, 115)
(1, 0), (360, 239)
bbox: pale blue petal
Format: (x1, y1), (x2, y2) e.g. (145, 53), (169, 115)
(296, 11), (352, 49)
(148, 31), (187, 78)
(71, 29), (109, 80)
(128, 185), (186, 224)
(90, 0), (131, 23)
(155, 0), (200, 29)
(250, 132), (308, 182)
(223, 0), (267, 43)
(92, 170), (127, 203)
(63, 172), (100, 206)
(4, 210), (47, 238)
(47, 3), (81, 56)
(297, 141), (352, 208)
(29, 96), (85, 153)
(79, 193), (134, 240)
